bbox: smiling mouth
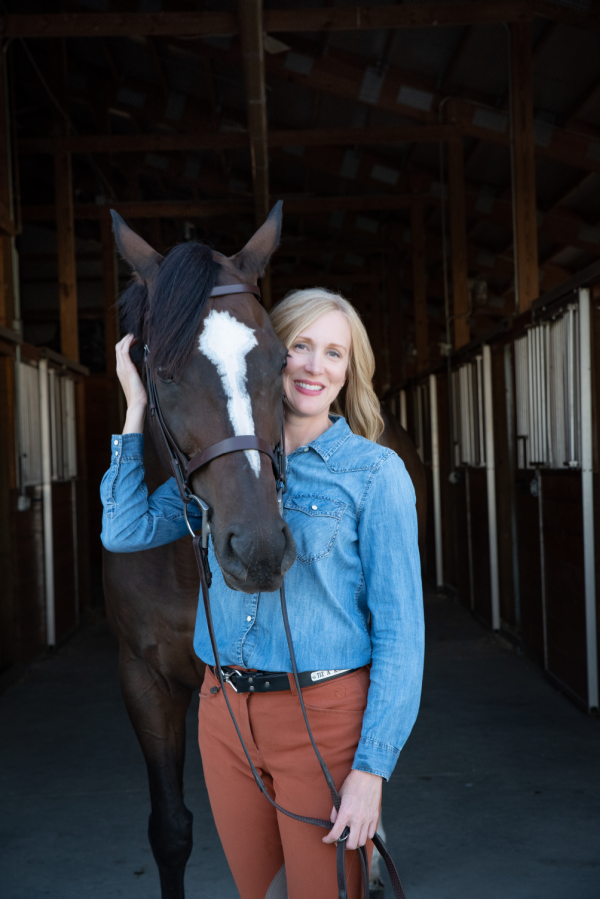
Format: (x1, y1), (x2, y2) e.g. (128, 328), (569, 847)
(294, 380), (325, 393)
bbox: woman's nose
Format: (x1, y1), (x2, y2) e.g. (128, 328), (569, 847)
(304, 353), (324, 374)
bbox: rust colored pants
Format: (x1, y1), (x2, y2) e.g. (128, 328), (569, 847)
(198, 665), (374, 899)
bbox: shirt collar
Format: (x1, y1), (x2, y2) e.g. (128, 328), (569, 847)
(304, 415), (352, 462)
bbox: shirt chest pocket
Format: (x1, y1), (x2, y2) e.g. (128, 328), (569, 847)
(284, 495), (347, 563)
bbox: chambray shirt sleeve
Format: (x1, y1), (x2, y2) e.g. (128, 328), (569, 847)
(100, 433), (202, 552)
(352, 452), (424, 781)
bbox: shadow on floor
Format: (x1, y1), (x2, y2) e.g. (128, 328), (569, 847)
(1, 591), (599, 898)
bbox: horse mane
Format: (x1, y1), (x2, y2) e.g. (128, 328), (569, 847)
(119, 241), (220, 377)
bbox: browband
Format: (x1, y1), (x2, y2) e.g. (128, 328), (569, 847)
(210, 283), (261, 300)
(186, 435), (278, 479)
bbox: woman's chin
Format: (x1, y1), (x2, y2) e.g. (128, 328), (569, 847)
(292, 398), (329, 417)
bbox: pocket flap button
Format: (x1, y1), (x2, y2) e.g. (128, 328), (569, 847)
(311, 504), (318, 510)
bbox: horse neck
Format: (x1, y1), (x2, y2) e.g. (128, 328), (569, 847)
(143, 417), (173, 494)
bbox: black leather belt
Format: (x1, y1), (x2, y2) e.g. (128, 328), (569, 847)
(209, 665), (358, 694)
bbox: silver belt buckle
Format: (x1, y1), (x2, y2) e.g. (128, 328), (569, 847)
(221, 668), (242, 693)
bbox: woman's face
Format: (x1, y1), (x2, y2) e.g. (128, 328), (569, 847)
(283, 310), (352, 420)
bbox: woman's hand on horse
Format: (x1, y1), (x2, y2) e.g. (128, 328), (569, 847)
(323, 769), (382, 850)
(116, 334), (147, 434)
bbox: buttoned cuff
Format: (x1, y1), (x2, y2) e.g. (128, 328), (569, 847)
(352, 737), (400, 782)
(110, 433), (144, 464)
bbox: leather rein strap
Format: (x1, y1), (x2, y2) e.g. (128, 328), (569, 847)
(145, 282), (407, 899)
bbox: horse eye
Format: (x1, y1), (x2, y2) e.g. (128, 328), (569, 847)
(280, 356), (288, 374)
(158, 373), (174, 384)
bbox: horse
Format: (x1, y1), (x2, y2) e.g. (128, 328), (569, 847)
(103, 204), (426, 899)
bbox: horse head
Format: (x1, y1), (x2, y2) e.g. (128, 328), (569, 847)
(112, 203), (296, 593)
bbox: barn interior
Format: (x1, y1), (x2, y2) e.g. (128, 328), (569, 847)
(1, 2), (600, 898)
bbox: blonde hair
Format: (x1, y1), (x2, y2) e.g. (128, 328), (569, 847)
(270, 287), (384, 443)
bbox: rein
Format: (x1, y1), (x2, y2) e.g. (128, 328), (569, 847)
(145, 282), (407, 899)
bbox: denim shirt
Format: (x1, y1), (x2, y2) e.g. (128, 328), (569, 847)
(101, 416), (424, 780)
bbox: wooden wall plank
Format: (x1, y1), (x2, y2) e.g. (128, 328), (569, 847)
(515, 472), (544, 664)
(52, 481), (77, 642)
(10, 487), (46, 663)
(469, 467), (493, 627)
(542, 472), (588, 703)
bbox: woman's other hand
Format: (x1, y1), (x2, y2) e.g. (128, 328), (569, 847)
(323, 769), (382, 851)
(116, 334), (147, 434)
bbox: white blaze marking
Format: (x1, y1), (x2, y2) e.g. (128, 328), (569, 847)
(198, 309), (261, 477)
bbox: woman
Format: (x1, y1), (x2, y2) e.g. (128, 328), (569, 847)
(101, 286), (424, 899)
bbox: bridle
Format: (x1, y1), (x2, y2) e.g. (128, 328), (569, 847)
(145, 281), (406, 899)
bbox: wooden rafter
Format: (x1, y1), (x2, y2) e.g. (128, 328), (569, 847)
(19, 125), (459, 155)
(565, 70), (600, 127)
(5, 4), (600, 39)
(21, 193), (425, 221)
(0, 5), (537, 40)
(163, 26), (600, 176)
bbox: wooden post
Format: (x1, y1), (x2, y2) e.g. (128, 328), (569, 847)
(368, 265), (386, 395)
(0, 40), (15, 330)
(510, 20), (538, 313)
(448, 137), (470, 348)
(411, 198), (428, 373)
(386, 250), (403, 389)
(55, 147), (78, 361)
(100, 211), (122, 434)
(101, 212), (118, 379)
(53, 41), (79, 361)
(237, 0), (272, 309)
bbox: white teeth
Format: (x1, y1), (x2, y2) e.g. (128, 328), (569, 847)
(296, 381), (323, 392)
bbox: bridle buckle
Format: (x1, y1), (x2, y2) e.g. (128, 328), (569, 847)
(183, 494), (211, 549)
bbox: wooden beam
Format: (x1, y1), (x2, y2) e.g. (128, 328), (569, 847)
(0, 5), (538, 39)
(23, 199), (253, 220)
(272, 142), (593, 255)
(565, 71), (600, 127)
(509, 20), (539, 313)
(237, 0), (271, 307)
(263, 34), (600, 175)
(4, 4), (593, 37)
(55, 145), (79, 361)
(0, 41), (13, 329)
(52, 41), (79, 361)
(238, 0), (269, 224)
(438, 25), (472, 93)
(448, 136), (470, 348)
(100, 212), (118, 378)
(411, 198), (428, 373)
(19, 124), (458, 155)
(21, 193), (423, 221)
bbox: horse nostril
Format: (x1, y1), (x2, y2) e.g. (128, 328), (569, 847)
(227, 528), (251, 562)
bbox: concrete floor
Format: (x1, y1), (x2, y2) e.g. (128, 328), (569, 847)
(1, 591), (599, 899)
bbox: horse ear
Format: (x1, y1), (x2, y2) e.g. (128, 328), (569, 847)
(110, 210), (164, 284)
(234, 201), (282, 277)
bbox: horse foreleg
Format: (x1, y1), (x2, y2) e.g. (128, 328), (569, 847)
(119, 646), (194, 899)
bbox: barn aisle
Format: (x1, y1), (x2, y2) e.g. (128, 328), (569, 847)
(1, 590), (599, 899)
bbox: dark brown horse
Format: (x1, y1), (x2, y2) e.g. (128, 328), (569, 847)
(103, 206), (426, 899)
